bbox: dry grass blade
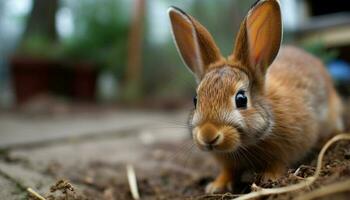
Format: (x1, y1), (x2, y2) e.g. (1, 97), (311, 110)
(126, 164), (140, 200)
(232, 133), (350, 200)
(296, 179), (350, 200)
(27, 187), (46, 200)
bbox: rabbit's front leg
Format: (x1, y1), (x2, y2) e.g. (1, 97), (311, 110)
(205, 166), (233, 194)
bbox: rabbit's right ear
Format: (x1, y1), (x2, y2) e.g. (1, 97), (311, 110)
(168, 7), (224, 81)
(229, 0), (282, 81)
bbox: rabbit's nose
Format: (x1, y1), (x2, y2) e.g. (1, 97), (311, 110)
(196, 123), (222, 147)
(207, 134), (220, 144)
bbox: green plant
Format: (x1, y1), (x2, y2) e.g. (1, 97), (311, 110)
(302, 40), (338, 64)
(16, 34), (59, 58)
(60, 0), (129, 74)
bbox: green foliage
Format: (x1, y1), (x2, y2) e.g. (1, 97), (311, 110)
(16, 0), (129, 75)
(302, 40), (338, 64)
(121, 80), (143, 102)
(142, 40), (196, 99)
(60, 0), (129, 74)
(17, 34), (59, 58)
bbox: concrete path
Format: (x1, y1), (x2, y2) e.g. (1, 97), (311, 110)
(0, 110), (190, 199)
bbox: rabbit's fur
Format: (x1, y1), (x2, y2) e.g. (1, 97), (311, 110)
(168, 0), (343, 193)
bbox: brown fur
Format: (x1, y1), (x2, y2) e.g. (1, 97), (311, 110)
(168, 0), (343, 194)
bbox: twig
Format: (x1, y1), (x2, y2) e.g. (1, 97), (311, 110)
(126, 164), (140, 200)
(232, 133), (350, 200)
(27, 188), (46, 200)
(296, 179), (350, 200)
(293, 166), (302, 176)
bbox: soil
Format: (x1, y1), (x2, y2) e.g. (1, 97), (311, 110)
(34, 101), (350, 200)
(34, 140), (350, 200)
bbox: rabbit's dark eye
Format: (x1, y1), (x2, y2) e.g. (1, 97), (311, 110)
(235, 90), (247, 109)
(193, 95), (197, 108)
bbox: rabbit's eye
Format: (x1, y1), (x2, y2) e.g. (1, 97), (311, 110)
(235, 90), (247, 109)
(193, 95), (197, 108)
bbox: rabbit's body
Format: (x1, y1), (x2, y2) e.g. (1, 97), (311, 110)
(214, 46), (344, 175)
(267, 46), (343, 140)
(169, 0), (343, 193)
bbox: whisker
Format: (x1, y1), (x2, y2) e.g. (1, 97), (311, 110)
(240, 145), (258, 162)
(154, 120), (189, 127)
(238, 146), (256, 170)
(143, 126), (189, 130)
(183, 143), (195, 169)
(167, 140), (194, 162)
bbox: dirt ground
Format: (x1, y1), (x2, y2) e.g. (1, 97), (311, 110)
(30, 101), (350, 200)
(30, 139), (350, 200)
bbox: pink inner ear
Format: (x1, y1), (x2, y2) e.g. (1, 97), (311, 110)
(253, 43), (269, 67)
(252, 54), (261, 67)
(248, 32), (264, 67)
(246, 1), (281, 69)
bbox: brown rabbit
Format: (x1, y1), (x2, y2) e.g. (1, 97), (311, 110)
(168, 0), (344, 194)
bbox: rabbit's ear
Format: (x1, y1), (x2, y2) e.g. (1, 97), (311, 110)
(230, 0), (282, 77)
(168, 7), (223, 81)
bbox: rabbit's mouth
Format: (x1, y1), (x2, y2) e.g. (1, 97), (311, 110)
(192, 123), (241, 152)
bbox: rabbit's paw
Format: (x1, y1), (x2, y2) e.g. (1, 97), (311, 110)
(205, 179), (233, 194)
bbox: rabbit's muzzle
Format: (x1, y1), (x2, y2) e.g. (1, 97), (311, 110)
(193, 122), (241, 152)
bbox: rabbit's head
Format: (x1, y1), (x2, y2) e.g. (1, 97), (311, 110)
(169, 0), (282, 152)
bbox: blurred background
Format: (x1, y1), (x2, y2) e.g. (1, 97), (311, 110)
(0, 1), (350, 199)
(0, 0), (349, 112)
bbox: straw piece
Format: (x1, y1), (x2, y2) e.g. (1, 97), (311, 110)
(232, 133), (350, 200)
(27, 187), (46, 200)
(296, 179), (350, 200)
(126, 164), (140, 200)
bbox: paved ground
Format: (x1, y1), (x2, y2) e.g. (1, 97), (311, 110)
(3, 103), (349, 199)
(0, 109), (190, 199)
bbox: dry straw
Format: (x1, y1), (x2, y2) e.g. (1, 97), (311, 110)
(26, 134), (350, 200)
(27, 187), (46, 200)
(232, 133), (350, 200)
(126, 164), (140, 200)
(296, 179), (350, 200)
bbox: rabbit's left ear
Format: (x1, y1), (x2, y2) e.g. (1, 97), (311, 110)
(230, 0), (282, 76)
(168, 6), (224, 81)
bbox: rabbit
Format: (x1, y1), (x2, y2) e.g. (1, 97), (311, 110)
(168, 0), (344, 194)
